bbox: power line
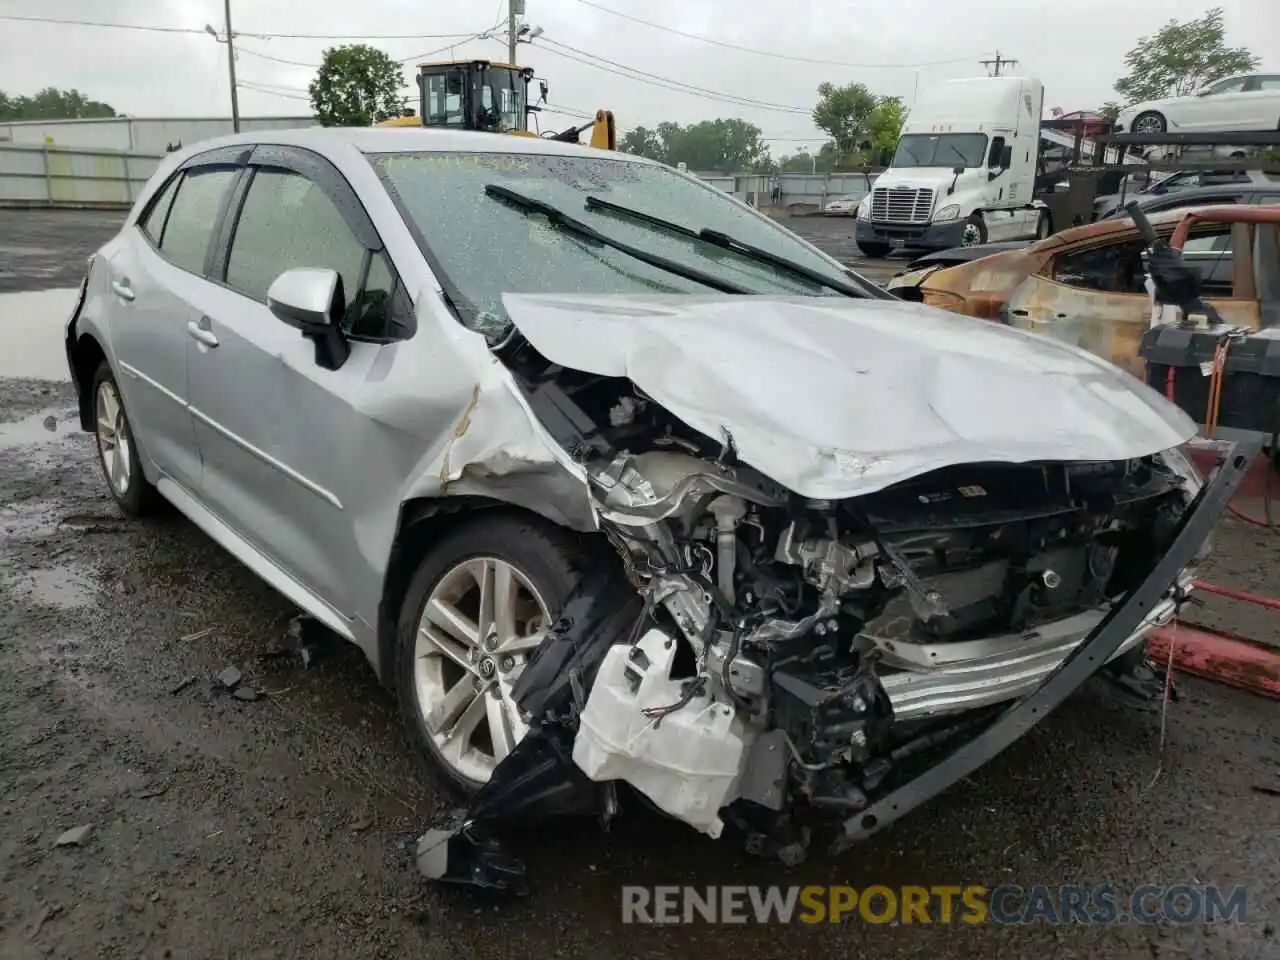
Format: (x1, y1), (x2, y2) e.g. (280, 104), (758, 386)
(534, 38), (811, 114)
(237, 82), (311, 101)
(0, 13), (494, 42)
(0, 13), (202, 34)
(564, 0), (983, 69)
(396, 23), (507, 64)
(236, 45), (321, 69)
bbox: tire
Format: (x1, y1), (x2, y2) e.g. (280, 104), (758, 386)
(960, 215), (987, 247)
(1034, 210), (1052, 240)
(90, 361), (160, 518)
(394, 512), (585, 796)
(1132, 111), (1166, 135)
(856, 241), (891, 259)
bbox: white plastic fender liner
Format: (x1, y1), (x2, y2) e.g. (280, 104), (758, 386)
(572, 628), (756, 838)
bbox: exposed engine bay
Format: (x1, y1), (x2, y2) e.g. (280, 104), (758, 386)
(414, 346), (1206, 891)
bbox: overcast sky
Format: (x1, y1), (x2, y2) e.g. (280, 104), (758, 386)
(2, 0), (1276, 155)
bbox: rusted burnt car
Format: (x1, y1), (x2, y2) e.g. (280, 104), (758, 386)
(887, 205), (1280, 377)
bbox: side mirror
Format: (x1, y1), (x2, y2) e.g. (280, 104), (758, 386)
(952, 163), (965, 176)
(267, 267), (350, 371)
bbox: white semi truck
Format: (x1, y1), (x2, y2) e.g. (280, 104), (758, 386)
(855, 76), (1052, 257)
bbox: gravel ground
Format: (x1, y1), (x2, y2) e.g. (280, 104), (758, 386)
(0, 208), (1277, 959)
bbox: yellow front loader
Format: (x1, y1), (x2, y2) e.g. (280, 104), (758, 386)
(378, 59), (616, 151)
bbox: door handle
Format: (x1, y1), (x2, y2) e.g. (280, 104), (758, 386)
(187, 318), (219, 348)
(111, 279), (135, 301)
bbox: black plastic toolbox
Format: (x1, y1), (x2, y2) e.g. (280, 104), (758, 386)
(1139, 326), (1280, 435)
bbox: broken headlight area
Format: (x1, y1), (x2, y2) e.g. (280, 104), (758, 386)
(416, 375), (1201, 893)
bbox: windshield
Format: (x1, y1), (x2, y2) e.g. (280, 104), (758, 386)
(892, 133), (988, 169)
(371, 151), (862, 339)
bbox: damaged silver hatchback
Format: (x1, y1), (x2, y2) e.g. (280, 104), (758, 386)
(65, 128), (1247, 892)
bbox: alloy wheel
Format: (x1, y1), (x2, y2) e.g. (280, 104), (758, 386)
(413, 556), (551, 785)
(961, 223), (982, 246)
(95, 380), (132, 497)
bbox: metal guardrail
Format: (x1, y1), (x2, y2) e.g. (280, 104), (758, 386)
(0, 143), (162, 208)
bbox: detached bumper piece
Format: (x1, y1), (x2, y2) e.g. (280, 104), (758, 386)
(831, 436), (1258, 852)
(415, 566), (642, 894)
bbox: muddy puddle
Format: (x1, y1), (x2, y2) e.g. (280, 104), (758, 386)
(0, 406), (80, 450)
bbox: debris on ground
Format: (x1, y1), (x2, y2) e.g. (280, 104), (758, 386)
(181, 626), (215, 642)
(53, 825), (91, 847)
(24, 900), (60, 939)
(348, 816), (373, 833)
(169, 675), (196, 696)
(214, 666), (243, 691)
(232, 686), (260, 702)
(288, 614), (332, 668)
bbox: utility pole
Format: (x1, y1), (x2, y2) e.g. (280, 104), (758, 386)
(508, 0), (521, 65)
(224, 0), (240, 132)
(980, 51), (1018, 77)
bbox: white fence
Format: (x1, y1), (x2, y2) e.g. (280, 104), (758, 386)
(0, 143), (161, 208)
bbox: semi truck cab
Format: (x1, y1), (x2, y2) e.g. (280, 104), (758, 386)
(855, 76), (1051, 257)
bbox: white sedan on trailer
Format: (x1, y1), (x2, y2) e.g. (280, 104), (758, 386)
(1116, 73), (1280, 135)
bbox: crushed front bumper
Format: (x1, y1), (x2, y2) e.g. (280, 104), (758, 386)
(831, 436), (1259, 852)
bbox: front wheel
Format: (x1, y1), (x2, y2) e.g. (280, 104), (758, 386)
(1133, 111), (1166, 135)
(856, 240), (891, 259)
(1034, 210), (1052, 240)
(394, 513), (585, 795)
(960, 215), (987, 247)
(91, 362), (160, 518)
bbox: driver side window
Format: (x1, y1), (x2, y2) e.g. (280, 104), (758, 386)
(1053, 237), (1148, 294)
(224, 167), (408, 340)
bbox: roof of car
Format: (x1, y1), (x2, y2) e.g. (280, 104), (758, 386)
(173, 125), (653, 163)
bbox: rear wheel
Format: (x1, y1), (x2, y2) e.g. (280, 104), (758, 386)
(856, 240), (891, 259)
(91, 362), (159, 518)
(394, 513), (584, 795)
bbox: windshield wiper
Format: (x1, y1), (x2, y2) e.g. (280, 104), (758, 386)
(584, 195), (879, 298)
(483, 184), (749, 295)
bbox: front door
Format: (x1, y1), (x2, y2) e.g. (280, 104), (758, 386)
(183, 148), (407, 617)
(1004, 224), (1259, 377)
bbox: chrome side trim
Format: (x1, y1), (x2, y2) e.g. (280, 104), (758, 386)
(189, 406), (343, 510)
(119, 360), (185, 407)
(155, 476), (355, 641)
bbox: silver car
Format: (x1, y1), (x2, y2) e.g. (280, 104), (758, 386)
(65, 127), (1213, 883)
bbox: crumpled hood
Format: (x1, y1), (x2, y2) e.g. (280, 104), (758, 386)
(502, 293), (1197, 500)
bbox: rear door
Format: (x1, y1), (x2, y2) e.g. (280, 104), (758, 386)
(1238, 75), (1280, 129)
(182, 145), (412, 616)
(106, 151), (244, 490)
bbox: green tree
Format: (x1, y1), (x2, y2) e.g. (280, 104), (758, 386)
(0, 87), (116, 121)
(812, 82), (877, 165)
(1113, 7), (1259, 103)
(1098, 101), (1122, 122)
(619, 119), (769, 171)
(866, 96), (904, 165)
(619, 125), (665, 161)
(309, 44), (404, 127)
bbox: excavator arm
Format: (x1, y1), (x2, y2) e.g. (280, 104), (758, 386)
(549, 110), (616, 151)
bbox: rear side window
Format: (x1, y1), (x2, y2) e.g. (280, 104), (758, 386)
(226, 168), (368, 306)
(160, 167), (237, 275)
(139, 174), (181, 245)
